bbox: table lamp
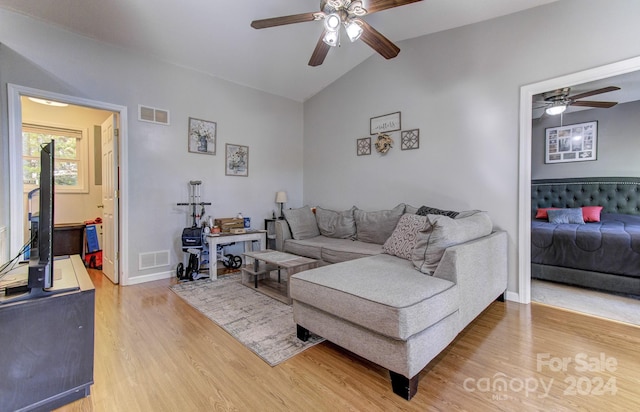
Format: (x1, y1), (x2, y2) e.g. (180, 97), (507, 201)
(275, 191), (288, 219)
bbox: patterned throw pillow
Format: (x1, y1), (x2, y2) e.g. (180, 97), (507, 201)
(416, 205), (459, 218)
(383, 214), (429, 260)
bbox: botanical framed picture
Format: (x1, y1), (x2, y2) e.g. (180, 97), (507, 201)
(188, 117), (216, 155)
(225, 143), (249, 176)
(357, 137), (371, 156)
(370, 111), (401, 135)
(401, 129), (420, 150)
(545, 121), (597, 164)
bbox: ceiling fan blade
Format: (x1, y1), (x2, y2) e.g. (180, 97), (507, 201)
(359, 20), (400, 59)
(251, 12), (319, 29)
(365, 0), (423, 14)
(569, 100), (618, 108)
(308, 31), (331, 67)
(567, 86), (620, 101)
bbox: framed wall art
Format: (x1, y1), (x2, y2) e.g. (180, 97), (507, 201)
(545, 121), (597, 164)
(370, 111), (401, 135)
(188, 117), (216, 155)
(401, 129), (419, 150)
(225, 143), (249, 176)
(357, 137), (371, 156)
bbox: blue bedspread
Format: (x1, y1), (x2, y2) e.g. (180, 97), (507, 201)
(531, 213), (640, 277)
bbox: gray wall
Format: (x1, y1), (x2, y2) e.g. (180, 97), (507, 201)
(302, 0), (640, 294)
(0, 9), (303, 283)
(532, 100), (640, 179)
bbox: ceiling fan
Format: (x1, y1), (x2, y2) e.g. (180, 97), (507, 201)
(251, 0), (423, 66)
(534, 86), (620, 116)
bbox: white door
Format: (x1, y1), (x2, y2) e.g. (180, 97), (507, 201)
(101, 114), (119, 283)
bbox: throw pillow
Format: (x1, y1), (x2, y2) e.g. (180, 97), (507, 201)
(582, 206), (604, 222)
(416, 205), (459, 218)
(547, 208), (585, 224)
(535, 208), (559, 219)
(412, 211), (493, 275)
(283, 206), (320, 240)
(404, 204), (419, 214)
(354, 203), (405, 245)
(315, 206), (356, 239)
(383, 214), (429, 260)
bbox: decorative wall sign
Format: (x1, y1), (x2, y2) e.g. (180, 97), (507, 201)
(545, 121), (597, 164)
(188, 117), (216, 155)
(401, 129), (419, 150)
(370, 112), (401, 135)
(357, 137), (371, 156)
(225, 143), (249, 176)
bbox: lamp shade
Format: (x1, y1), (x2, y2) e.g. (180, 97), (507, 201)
(275, 191), (288, 203)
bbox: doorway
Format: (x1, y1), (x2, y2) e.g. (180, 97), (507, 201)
(7, 84), (130, 284)
(517, 56), (640, 304)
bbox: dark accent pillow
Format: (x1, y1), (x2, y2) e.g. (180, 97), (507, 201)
(546, 208), (585, 224)
(416, 205), (459, 219)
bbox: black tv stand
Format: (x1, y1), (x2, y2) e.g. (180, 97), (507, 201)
(0, 255), (94, 411)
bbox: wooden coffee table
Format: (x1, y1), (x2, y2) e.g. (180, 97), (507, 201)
(241, 250), (318, 304)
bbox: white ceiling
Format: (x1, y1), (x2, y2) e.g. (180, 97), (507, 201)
(0, 0), (559, 102)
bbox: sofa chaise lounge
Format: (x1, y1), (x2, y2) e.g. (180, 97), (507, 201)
(275, 204), (508, 400)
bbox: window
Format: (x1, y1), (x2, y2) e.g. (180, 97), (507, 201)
(22, 123), (87, 193)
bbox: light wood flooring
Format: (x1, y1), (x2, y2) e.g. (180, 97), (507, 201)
(56, 270), (640, 411)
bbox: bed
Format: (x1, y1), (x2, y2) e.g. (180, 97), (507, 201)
(531, 177), (640, 296)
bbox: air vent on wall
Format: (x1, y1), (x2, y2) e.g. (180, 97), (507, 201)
(139, 250), (170, 270)
(138, 104), (170, 125)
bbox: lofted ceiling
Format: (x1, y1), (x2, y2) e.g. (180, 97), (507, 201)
(0, 0), (559, 102)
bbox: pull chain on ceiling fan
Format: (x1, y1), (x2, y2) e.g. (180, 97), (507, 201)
(251, 0), (424, 66)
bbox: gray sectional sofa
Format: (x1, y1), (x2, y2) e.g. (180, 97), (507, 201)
(275, 204), (508, 400)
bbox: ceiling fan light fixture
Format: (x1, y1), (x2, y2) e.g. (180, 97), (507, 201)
(323, 30), (340, 47)
(546, 102), (567, 115)
(324, 13), (341, 31)
(28, 97), (68, 107)
(345, 19), (363, 42)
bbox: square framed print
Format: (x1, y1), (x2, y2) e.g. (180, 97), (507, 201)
(401, 129), (419, 150)
(357, 137), (371, 156)
(188, 117), (216, 155)
(225, 143), (249, 176)
(545, 121), (597, 163)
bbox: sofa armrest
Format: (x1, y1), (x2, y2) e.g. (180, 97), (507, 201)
(275, 219), (292, 251)
(433, 230), (508, 331)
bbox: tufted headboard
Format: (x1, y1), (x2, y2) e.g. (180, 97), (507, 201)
(531, 177), (640, 216)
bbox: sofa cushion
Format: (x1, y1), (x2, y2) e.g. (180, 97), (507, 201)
(383, 214), (428, 260)
(320, 238), (383, 263)
(354, 203), (405, 245)
(290, 254), (459, 340)
(283, 237), (325, 260)
(315, 206), (357, 239)
(412, 211), (493, 275)
(284, 206), (320, 240)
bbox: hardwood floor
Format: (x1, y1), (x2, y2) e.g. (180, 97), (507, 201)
(57, 269), (640, 411)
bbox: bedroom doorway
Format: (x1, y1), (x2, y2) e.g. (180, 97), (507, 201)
(518, 56), (640, 305)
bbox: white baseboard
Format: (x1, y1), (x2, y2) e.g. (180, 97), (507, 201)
(505, 290), (521, 303)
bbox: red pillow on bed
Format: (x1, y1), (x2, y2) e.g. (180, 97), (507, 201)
(582, 206), (603, 222)
(535, 208), (559, 219)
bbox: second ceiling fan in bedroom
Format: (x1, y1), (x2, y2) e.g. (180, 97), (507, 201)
(251, 0), (423, 66)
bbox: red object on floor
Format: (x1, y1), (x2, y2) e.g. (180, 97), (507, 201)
(84, 250), (103, 269)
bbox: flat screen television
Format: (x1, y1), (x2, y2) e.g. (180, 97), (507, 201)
(28, 140), (55, 291)
(1, 141), (58, 304)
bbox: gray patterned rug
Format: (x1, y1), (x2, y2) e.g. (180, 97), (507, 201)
(170, 274), (324, 366)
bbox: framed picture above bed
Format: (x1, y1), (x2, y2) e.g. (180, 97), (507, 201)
(545, 121), (597, 164)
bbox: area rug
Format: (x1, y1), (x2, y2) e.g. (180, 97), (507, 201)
(170, 274), (324, 366)
(532, 279), (640, 327)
